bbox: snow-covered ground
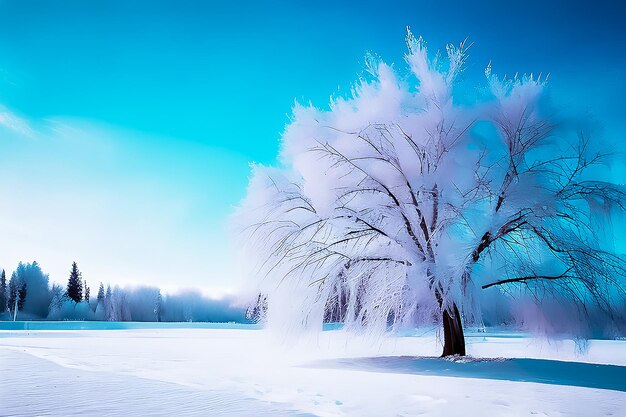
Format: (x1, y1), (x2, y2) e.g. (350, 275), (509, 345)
(0, 325), (624, 416)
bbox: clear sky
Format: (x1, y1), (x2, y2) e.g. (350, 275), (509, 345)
(0, 0), (624, 295)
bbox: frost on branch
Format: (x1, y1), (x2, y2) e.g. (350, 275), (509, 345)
(233, 30), (626, 347)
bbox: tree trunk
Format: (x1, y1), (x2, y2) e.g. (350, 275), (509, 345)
(441, 303), (466, 357)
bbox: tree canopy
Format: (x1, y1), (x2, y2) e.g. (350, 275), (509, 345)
(235, 30), (626, 355)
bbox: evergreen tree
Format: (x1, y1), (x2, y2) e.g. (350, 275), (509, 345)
(7, 272), (26, 315)
(84, 280), (90, 302)
(66, 262), (83, 303)
(97, 283), (105, 303)
(155, 291), (163, 322)
(104, 285), (114, 320)
(0, 269), (7, 313)
(8, 272), (18, 313)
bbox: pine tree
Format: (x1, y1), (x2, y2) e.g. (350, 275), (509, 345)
(84, 280), (90, 302)
(7, 272), (26, 317)
(66, 262), (83, 303)
(97, 283), (105, 303)
(0, 269), (7, 313)
(7, 272), (18, 313)
(104, 285), (114, 320)
(155, 291), (163, 322)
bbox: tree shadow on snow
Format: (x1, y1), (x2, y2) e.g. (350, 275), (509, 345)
(311, 356), (626, 392)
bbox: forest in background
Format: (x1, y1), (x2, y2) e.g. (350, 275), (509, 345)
(0, 261), (246, 323)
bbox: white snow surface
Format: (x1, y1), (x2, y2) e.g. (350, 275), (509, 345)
(0, 326), (624, 416)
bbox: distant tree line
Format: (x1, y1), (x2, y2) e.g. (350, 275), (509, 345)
(0, 261), (246, 323)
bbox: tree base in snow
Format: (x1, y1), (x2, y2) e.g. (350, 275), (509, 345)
(442, 304), (466, 357)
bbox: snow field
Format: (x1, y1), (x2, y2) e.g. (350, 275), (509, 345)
(0, 327), (624, 416)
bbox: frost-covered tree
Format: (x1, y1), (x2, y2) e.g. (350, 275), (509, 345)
(84, 280), (90, 302)
(236, 30), (626, 356)
(7, 272), (18, 315)
(66, 262), (83, 303)
(155, 290), (163, 322)
(7, 272), (27, 319)
(94, 282), (106, 317)
(102, 285), (131, 321)
(115, 287), (132, 321)
(104, 285), (116, 320)
(97, 282), (105, 303)
(245, 293), (267, 323)
(0, 269), (7, 313)
(126, 286), (161, 321)
(47, 284), (67, 320)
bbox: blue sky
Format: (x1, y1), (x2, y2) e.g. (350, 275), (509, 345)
(0, 0), (624, 294)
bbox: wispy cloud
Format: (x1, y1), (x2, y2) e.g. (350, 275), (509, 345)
(0, 106), (33, 137)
